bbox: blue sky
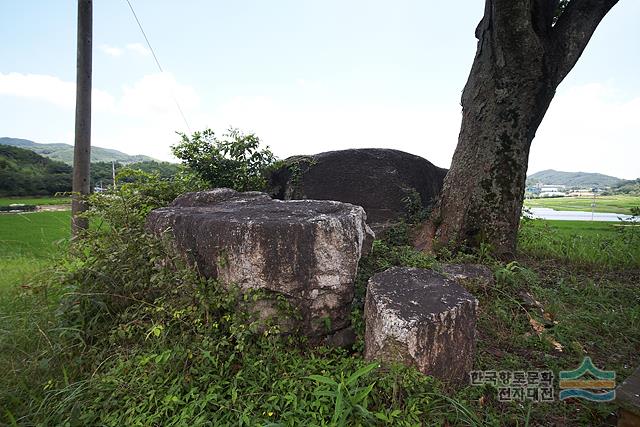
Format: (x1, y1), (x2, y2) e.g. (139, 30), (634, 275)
(1, 1), (638, 179)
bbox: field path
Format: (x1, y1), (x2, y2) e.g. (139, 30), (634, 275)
(37, 204), (70, 212)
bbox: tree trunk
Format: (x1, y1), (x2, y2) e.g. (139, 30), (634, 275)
(416, 0), (619, 259)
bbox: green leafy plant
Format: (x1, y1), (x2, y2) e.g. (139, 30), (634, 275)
(307, 362), (379, 426)
(172, 128), (276, 191)
(401, 188), (430, 225)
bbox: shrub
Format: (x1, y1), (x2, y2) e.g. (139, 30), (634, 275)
(172, 128), (276, 192)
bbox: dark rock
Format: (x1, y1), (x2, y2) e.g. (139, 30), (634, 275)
(364, 267), (478, 383)
(146, 188), (374, 344)
(517, 291), (544, 310)
(440, 264), (495, 289)
(268, 149), (447, 233)
(325, 327), (357, 349)
(616, 365), (640, 424)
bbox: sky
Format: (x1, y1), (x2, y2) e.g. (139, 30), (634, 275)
(1, 1), (638, 179)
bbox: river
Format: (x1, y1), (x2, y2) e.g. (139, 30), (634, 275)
(526, 207), (637, 222)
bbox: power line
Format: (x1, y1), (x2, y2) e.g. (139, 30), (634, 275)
(124, 0), (191, 133)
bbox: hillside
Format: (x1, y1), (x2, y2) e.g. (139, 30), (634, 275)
(611, 178), (640, 195)
(0, 145), (72, 196)
(0, 137), (156, 165)
(526, 169), (622, 188)
(0, 145), (179, 197)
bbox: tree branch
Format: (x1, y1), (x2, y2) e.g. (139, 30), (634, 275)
(550, 0), (619, 85)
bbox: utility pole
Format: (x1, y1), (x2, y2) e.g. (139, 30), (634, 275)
(112, 160), (117, 188)
(71, 0), (92, 236)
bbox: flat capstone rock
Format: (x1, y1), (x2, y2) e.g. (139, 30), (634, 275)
(146, 188), (374, 345)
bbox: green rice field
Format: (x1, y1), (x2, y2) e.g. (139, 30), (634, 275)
(0, 196), (71, 207)
(524, 195), (640, 214)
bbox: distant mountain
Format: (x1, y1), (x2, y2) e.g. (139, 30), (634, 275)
(526, 169), (622, 188)
(0, 137), (156, 165)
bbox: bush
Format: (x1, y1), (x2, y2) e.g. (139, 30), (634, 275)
(172, 128), (276, 192)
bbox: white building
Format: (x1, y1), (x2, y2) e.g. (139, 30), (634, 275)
(538, 184), (566, 198)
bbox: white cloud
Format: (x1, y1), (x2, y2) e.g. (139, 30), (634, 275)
(98, 43), (150, 58)
(202, 96), (460, 169)
(0, 71), (197, 160)
(92, 95), (462, 164)
(200, 81), (640, 180)
(0, 71), (196, 121)
(95, 73), (200, 160)
(99, 44), (123, 57)
(92, 124), (182, 162)
(126, 43), (151, 56)
(0, 72), (115, 111)
(119, 72), (199, 119)
(531, 82), (640, 179)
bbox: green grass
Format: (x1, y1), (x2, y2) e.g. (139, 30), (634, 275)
(0, 211), (71, 423)
(0, 210), (71, 421)
(0, 207), (638, 425)
(518, 218), (640, 268)
(470, 260), (639, 425)
(0, 211), (70, 259)
(525, 219), (620, 237)
(0, 196), (71, 207)
(0, 196), (72, 206)
(524, 195), (640, 214)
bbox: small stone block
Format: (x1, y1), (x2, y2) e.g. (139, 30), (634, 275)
(364, 267), (478, 383)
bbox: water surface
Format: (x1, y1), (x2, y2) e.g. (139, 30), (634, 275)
(527, 207), (636, 222)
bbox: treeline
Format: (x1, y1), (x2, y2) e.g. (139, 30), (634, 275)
(91, 160), (179, 188)
(0, 146), (179, 197)
(610, 178), (640, 195)
(0, 146), (71, 196)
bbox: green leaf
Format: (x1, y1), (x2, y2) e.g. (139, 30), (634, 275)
(352, 383), (375, 404)
(306, 375), (338, 386)
(345, 362), (379, 386)
(375, 411), (389, 421)
(331, 383), (344, 425)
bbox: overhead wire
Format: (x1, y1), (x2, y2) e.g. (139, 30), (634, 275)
(124, 0), (191, 133)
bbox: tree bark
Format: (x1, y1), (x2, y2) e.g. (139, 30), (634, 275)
(72, 0), (92, 236)
(415, 0), (618, 258)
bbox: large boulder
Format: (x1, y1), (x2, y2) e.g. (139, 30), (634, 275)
(268, 149), (447, 232)
(364, 267), (478, 383)
(146, 188), (374, 345)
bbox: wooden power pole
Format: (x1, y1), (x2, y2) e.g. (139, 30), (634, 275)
(72, 0), (92, 236)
